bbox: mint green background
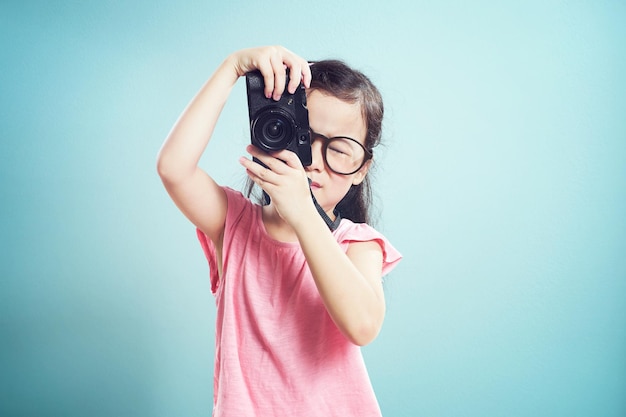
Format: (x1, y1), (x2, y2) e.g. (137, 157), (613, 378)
(1, 1), (625, 416)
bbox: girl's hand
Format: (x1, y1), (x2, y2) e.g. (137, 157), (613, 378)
(226, 46), (312, 101)
(240, 145), (317, 227)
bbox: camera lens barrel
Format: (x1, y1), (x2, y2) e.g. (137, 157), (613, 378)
(251, 108), (295, 151)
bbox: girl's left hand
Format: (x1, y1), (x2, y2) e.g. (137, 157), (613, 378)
(240, 145), (316, 226)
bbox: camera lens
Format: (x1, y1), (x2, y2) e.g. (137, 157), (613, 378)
(252, 109), (295, 151)
(265, 120), (285, 140)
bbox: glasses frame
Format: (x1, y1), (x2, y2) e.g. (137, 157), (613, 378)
(310, 130), (373, 175)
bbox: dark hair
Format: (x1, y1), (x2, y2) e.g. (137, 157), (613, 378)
(246, 59), (384, 224)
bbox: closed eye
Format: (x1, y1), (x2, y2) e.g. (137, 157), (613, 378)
(328, 145), (348, 155)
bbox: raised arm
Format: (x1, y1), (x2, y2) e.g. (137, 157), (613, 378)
(156, 46), (311, 244)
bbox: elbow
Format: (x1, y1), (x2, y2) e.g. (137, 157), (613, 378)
(336, 298), (386, 346)
(156, 150), (184, 184)
(156, 149), (172, 180)
(350, 327), (380, 347)
(345, 316), (384, 347)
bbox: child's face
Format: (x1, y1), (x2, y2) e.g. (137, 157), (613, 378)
(305, 90), (370, 218)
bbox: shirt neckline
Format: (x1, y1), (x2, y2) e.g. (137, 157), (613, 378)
(255, 204), (302, 248)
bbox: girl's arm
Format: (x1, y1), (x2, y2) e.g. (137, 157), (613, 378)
(296, 210), (385, 347)
(241, 148), (385, 346)
(157, 46), (311, 245)
(156, 59), (235, 244)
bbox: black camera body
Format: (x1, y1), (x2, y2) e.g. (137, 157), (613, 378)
(245, 70), (312, 167)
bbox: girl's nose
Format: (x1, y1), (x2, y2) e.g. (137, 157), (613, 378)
(306, 139), (324, 171)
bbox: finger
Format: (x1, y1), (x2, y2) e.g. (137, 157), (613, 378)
(302, 61), (312, 89)
(281, 51), (309, 93)
(240, 155), (279, 184)
(271, 149), (303, 170)
(269, 51), (287, 101)
(244, 164), (272, 193)
(287, 66), (301, 95)
(246, 145), (292, 174)
(284, 59), (302, 95)
(246, 144), (272, 164)
(256, 59), (275, 99)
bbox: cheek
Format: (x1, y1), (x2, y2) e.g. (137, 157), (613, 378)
(329, 174), (356, 195)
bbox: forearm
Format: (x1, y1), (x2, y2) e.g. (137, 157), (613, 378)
(157, 57), (239, 181)
(294, 211), (385, 346)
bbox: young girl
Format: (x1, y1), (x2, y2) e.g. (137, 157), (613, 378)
(157, 46), (402, 417)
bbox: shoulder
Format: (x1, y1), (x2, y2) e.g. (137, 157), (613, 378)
(333, 219), (387, 245)
(218, 186), (259, 221)
(222, 186), (250, 209)
(334, 219), (403, 276)
(196, 186), (260, 252)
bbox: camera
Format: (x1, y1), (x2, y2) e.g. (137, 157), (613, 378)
(246, 70), (312, 167)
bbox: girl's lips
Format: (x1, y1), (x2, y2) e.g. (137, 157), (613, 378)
(310, 181), (321, 189)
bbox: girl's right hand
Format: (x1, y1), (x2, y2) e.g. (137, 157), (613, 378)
(226, 46), (312, 101)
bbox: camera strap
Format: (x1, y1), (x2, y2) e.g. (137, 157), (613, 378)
(308, 178), (342, 232)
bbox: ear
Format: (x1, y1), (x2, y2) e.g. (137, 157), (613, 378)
(351, 159), (372, 186)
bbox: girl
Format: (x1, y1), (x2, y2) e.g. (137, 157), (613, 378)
(157, 46), (401, 417)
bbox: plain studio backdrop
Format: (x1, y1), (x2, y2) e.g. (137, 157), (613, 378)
(1, 1), (624, 416)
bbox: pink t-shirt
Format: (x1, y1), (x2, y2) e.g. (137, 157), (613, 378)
(197, 187), (402, 417)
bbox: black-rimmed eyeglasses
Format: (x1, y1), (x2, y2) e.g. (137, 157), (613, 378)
(310, 130), (373, 175)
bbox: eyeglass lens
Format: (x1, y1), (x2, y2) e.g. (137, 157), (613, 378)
(311, 132), (368, 175)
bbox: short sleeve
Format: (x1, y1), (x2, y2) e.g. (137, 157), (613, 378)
(196, 187), (252, 294)
(334, 221), (402, 277)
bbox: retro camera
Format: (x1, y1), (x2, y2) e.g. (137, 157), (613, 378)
(245, 70), (312, 167)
